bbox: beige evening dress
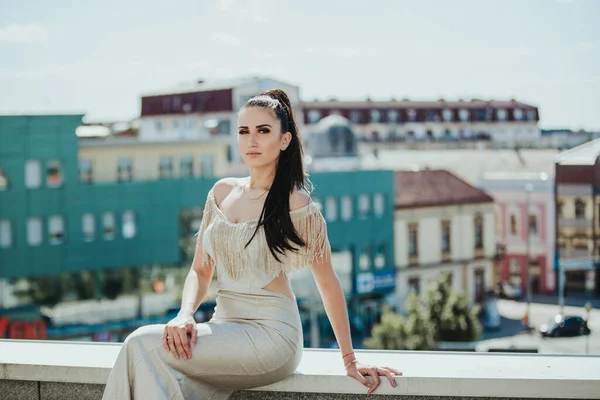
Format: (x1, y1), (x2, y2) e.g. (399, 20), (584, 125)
(102, 188), (331, 400)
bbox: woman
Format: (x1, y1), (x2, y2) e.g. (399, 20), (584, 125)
(102, 89), (402, 399)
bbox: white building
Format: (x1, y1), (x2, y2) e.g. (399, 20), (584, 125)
(138, 77), (303, 174)
(393, 170), (498, 312)
(302, 99), (540, 148)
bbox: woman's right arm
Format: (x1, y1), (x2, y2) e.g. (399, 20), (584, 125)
(178, 246), (215, 318)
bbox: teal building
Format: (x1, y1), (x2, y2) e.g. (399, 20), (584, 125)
(0, 115), (395, 342)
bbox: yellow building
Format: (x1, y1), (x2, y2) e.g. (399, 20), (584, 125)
(78, 137), (229, 183)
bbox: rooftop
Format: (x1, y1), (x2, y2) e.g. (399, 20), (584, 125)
(394, 169), (494, 209)
(302, 99), (537, 109)
(1, 339), (599, 399)
(556, 138), (600, 166)
(365, 148), (559, 185)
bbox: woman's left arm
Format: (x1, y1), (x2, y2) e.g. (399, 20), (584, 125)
(311, 258), (403, 395)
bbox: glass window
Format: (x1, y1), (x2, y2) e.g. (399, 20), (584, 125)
(374, 244), (386, 269)
(341, 196), (353, 221)
(527, 110), (537, 121)
(442, 109), (453, 122)
(46, 160), (63, 187)
(474, 213), (484, 250)
(155, 120), (163, 132)
(528, 214), (538, 236)
(509, 259), (521, 287)
(0, 167), (8, 190)
(0, 220), (12, 248)
(117, 158), (133, 181)
(350, 111), (361, 123)
(159, 157), (173, 179)
(82, 213), (95, 241)
(513, 108), (523, 120)
(575, 198), (586, 219)
(373, 193), (385, 217)
(27, 217), (42, 246)
(25, 160), (42, 188)
(79, 160), (93, 183)
(407, 109), (417, 122)
(408, 276), (420, 295)
(103, 212), (116, 240)
(497, 109), (507, 121)
(325, 197), (338, 221)
(48, 215), (65, 245)
(387, 110), (399, 122)
(459, 108), (469, 122)
(359, 245), (371, 270)
(122, 211), (136, 239)
(442, 220), (451, 253)
(308, 110), (322, 124)
(370, 109), (381, 123)
(180, 156), (194, 178)
(408, 223), (418, 257)
(358, 194), (370, 219)
(510, 214), (518, 236)
(200, 155), (214, 177)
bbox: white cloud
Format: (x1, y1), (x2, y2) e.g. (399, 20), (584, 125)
(216, 0), (269, 22)
(210, 32), (241, 46)
(0, 23), (47, 44)
(576, 41), (595, 53)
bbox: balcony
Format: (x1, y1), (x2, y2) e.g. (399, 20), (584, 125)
(1, 339), (599, 399)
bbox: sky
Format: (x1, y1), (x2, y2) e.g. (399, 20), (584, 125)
(0, 0), (599, 130)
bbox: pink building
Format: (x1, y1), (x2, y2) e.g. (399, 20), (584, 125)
(479, 173), (555, 294)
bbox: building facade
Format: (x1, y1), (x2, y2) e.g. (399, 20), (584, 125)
(138, 77), (303, 171)
(0, 115), (395, 344)
(555, 139), (600, 295)
(479, 172), (555, 295)
(302, 99), (540, 148)
(392, 170), (498, 312)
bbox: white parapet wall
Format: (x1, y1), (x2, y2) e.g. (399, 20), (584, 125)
(1, 339), (600, 399)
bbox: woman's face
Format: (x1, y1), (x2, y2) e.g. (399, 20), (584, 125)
(237, 107), (291, 169)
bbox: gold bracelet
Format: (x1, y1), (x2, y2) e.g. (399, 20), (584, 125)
(344, 359), (358, 369)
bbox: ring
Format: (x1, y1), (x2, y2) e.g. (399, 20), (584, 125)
(166, 336), (174, 339)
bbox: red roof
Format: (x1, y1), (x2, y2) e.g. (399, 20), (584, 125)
(395, 170), (494, 209)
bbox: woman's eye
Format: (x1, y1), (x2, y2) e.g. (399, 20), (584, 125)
(259, 129), (270, 134)
(238, 130), (248, 135)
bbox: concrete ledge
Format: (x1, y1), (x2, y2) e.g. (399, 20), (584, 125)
(1, 339), (600, 399)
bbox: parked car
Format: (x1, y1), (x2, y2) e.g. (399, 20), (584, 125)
(539, 315), (591, 338)
(496, 281), (523, 300)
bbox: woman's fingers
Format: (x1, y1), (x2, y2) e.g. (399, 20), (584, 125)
(379, 368), (397, 388)
(188, 324), (198, 349)
(366, 368), (380, 395)
(177, 329), (191, 359)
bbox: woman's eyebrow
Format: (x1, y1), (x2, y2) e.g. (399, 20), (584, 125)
(238, 124), (272, 129)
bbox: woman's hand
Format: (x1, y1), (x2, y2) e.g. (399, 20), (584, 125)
(162, 313), (197, 360)
(346, 361), (402, 395)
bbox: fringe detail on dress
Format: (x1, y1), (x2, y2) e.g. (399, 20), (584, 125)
(196, 188), (331, 281)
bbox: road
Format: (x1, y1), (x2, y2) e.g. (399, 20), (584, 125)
(478, 299), (600, 355)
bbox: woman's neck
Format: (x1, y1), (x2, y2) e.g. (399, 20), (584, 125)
(247, 166), (275, 190)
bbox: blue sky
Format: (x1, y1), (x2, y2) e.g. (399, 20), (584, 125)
(0, 0), (598, 130)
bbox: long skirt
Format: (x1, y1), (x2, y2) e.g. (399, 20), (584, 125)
(102, 288), (303, 400)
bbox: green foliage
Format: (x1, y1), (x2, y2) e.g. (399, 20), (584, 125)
(365, 272), (482, 350)
(425, 272), (482, 342)
(28, 274), (66, 306)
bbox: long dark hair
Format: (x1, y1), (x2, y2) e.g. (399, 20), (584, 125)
(243, 89), (309, 262)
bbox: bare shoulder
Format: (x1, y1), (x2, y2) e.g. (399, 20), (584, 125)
(289, 188), (312, 211)
(212, 177), (241, 205)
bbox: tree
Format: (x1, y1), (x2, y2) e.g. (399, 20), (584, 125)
(364, 272), (482, 350)
(424, 272), (482, 342)
(28, 275), (65, 307)
(364, 293), (434, 351)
